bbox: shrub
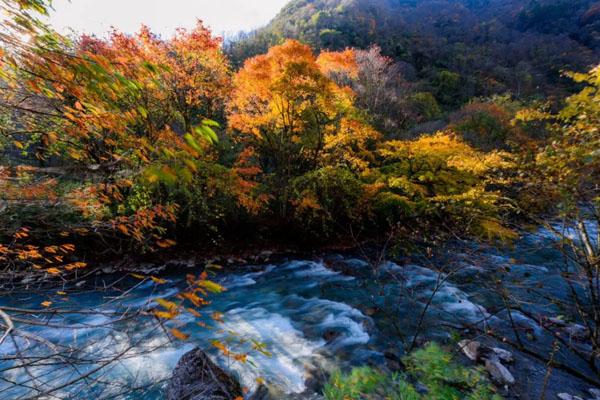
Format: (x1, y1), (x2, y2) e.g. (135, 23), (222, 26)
(323, 343), (502, 400)
(289, 166), (365, 238)
(409, 92), (442, 122)
(450, 102), (519, 151)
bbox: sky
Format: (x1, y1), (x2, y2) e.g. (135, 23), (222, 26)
(47, 0), (289, 38)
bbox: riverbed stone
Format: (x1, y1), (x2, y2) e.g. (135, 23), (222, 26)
(563, 324), (589, 341)
(166, 347), (243, 400)
(492, 347), (514, 364)
(458, 339), (482, 361)
(323, 329), (342, 343)
(484, 356), (515, 386)
(249, 385), (271, 400)
(547, 317), (568, 327)
(557, 393), (584, 400)
(589, 388), (600, 400)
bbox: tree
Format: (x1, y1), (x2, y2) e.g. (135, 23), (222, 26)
(374, 131), (515, 240)
(0, 4), (229, 398)
(318, 45), (416, 135)
(228, 40), (379, 216)
(80, 22), (231, 135)
(449, 101), (523, 151)
(515, 65), (600, 374)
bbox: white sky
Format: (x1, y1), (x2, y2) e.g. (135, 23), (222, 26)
(47, 0), (289, 38)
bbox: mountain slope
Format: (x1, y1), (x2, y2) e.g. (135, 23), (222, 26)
(226, 0), (600, 101)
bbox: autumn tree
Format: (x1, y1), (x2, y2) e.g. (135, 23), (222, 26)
(0, 0), (236, 266)
(373, 131), (515, 240)
(318, 45), (416, 135)
(227, 40), (379, 216)
(80, 22), (231, 136)
(449, 101), (525, 151)
(515, 65), (600, 372)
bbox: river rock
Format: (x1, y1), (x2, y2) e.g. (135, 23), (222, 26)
(589, 388), (600, 400)
(563, 324), (589, 341)
(557, 393), (584, 400)
(484, 356), (515, 386)
(249, 384), (271, 400)
(547, 317), (568, 327)
(458, 340), (482, 362)
(166, 348), (243, 400)
(492, 347), (514, 364)
(323, 329), (342, 343)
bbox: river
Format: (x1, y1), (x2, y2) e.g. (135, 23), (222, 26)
(0, 224), (598, 399)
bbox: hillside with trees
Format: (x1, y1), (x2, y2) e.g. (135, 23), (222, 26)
(227, 0), (599, 118)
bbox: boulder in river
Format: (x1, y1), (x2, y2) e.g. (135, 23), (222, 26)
(484, 356), (515, 387)
(166, 348), (243, 400)
(323, 329), (342, 344)
(248, 384), (271, 400)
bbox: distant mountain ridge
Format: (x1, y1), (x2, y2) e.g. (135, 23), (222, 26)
(226, 0), (600, 100)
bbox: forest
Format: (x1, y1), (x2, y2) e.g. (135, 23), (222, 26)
(0, 0), (599, 399)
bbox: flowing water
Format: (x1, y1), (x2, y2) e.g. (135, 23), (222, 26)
(0, 224), (597, 399)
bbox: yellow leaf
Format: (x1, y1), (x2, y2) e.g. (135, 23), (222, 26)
(150, 276), (167, 284)
(156, 298), (178, 311)
(41, 301), (52, 307)
(197, 280), (225, 293)
(46, 268), (61, 275)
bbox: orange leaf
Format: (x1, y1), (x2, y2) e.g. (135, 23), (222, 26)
(234, 353), (248, 363)
(156, 239), (177, 248)
(171, 328), (189, 340)
(153, 310), (178, 319)
(116, 224), (129, 235)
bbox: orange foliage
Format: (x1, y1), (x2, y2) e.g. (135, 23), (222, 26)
(316, 48), (359, 80)
(79, 21), (231, 135)
(228, 40), (379, 186)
